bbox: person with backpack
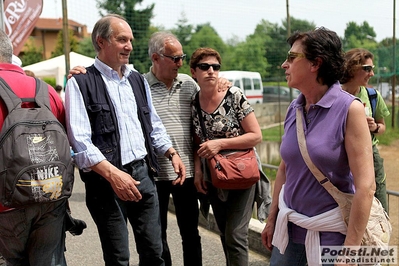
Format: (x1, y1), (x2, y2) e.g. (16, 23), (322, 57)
(341, 48), (390, 212)
(0, 29), (69, 265)
(65, 14), (186, 266)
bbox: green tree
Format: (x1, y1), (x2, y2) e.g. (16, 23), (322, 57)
(51, 29), (79, 57)
(343, 21), (377, 50)
(225, 36), (269, 78)
(249, 20), (285, 80)
(281, 17), (317, 37)
(375, 38), (399, 78)
(77, 37), (96, 58)
(20, 37), (43, 66)
(180, 23), (227, 75)
(96, 0), (154, 73)
(172, 12), (194, 48)
(248, 17), (315, 80)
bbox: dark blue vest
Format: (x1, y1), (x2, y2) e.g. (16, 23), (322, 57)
(73, 66), (159, 181)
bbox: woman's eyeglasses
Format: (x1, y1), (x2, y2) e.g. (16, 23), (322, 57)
(160, 53), (186, 63)
(196, 63), (221, 71)
(286, 51), (306, 63)
(362, 65), (375, 73)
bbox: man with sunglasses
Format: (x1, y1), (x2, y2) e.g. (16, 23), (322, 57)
(143, 31), (202, 266)
(143, 32), (232, 266)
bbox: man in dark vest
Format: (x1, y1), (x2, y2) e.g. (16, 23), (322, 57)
(64, 14), (186, 266)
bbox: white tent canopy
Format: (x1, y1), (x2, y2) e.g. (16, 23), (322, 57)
(22, 52), (95, 86)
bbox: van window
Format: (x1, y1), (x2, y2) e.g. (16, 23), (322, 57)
(253, 79), (262, 91)
(233, 80), (240, 87)
(243, 78), (252, 91)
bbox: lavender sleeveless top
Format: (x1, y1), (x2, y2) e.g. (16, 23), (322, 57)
(280, 82), (357, 245)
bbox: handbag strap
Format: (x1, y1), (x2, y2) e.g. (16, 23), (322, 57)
(195, 92), (209, 141)
(295, 108), (340, 194)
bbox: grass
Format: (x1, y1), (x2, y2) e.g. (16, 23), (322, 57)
(260, 105), (399, 181)
(261, 124), (284, 143)
(261, 106), (399, 146)
(376, 106), (399, 145)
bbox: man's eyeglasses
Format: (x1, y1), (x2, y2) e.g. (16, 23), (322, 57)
(160, 53), (186, 63)
(196, 63), (221, 71)
(286, 51), (306, 63)
(361, 65), (375, 73)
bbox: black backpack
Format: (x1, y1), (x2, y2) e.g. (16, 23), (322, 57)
(0, 77), (74, 207)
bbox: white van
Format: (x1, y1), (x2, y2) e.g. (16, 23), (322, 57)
(219, 71), (263, 104)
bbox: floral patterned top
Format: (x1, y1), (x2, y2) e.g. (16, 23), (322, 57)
(191, 86), (254, 143)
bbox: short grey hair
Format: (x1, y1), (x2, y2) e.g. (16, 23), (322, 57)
(148, 31), (178, 60)
(91, 14), (127, 53)
(0, 29), (13, 63)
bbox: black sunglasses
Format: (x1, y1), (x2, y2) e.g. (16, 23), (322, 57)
(196, 63), (221, 71)
(361, 65), (375, 73)
(161, 53), (186, 63)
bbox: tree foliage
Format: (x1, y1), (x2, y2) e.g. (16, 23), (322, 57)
(343, 21), (377, 50)
(172, 12), (194, 48)
(225, 36), (269, 78)
(246, 18), (315, 80)
(20, 37), (43, 66)
(96, 0), (154, 73)
(61, 3), (396, 84)
(51, 29), (79, 58)
(179, 23), (227, 75)
(76, 37), (97, 58)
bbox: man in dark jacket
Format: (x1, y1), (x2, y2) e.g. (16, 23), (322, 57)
(65, 14), (186, 266)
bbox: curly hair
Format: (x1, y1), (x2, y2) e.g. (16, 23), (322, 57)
(340, 48), (374, 84)
(287, 27), (344, 87)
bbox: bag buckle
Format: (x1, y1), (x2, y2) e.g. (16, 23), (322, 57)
(215, 161), (222, 171)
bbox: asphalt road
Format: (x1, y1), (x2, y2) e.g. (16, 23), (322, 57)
(65, 170), (269, 266)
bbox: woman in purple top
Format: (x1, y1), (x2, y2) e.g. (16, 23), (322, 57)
(261, 27), (375, 266)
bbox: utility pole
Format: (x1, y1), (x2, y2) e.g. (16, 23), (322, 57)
(286, 0), (294, 102)
(282, 0), (291, 141)
(392, 0), (396, 128)
(62, 0), (70, 86)
(0, 0), (4, 31)
(286, 0), (290, 38)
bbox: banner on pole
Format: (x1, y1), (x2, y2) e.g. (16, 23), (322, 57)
(3, 0), (43, 55)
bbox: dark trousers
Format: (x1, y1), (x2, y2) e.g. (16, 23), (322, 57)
(208, 184), (255, 266)
(84, 160), (164, 266)
(0, 199), (67, 266)
(156, 178), (202, 266)
(373, 145), (388, 212)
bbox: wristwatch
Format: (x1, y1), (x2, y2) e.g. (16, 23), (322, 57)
(373, 123), (380, 133)
(168, 151), (180, 161)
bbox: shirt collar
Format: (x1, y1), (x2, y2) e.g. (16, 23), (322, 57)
(94, 57), (132, 80)
(145, 66), (182, 88)
(0, 63), (25, 75)
(294, 81), (342, 110)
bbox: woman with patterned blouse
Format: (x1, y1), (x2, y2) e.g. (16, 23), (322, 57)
(190, 47), (262, 266)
